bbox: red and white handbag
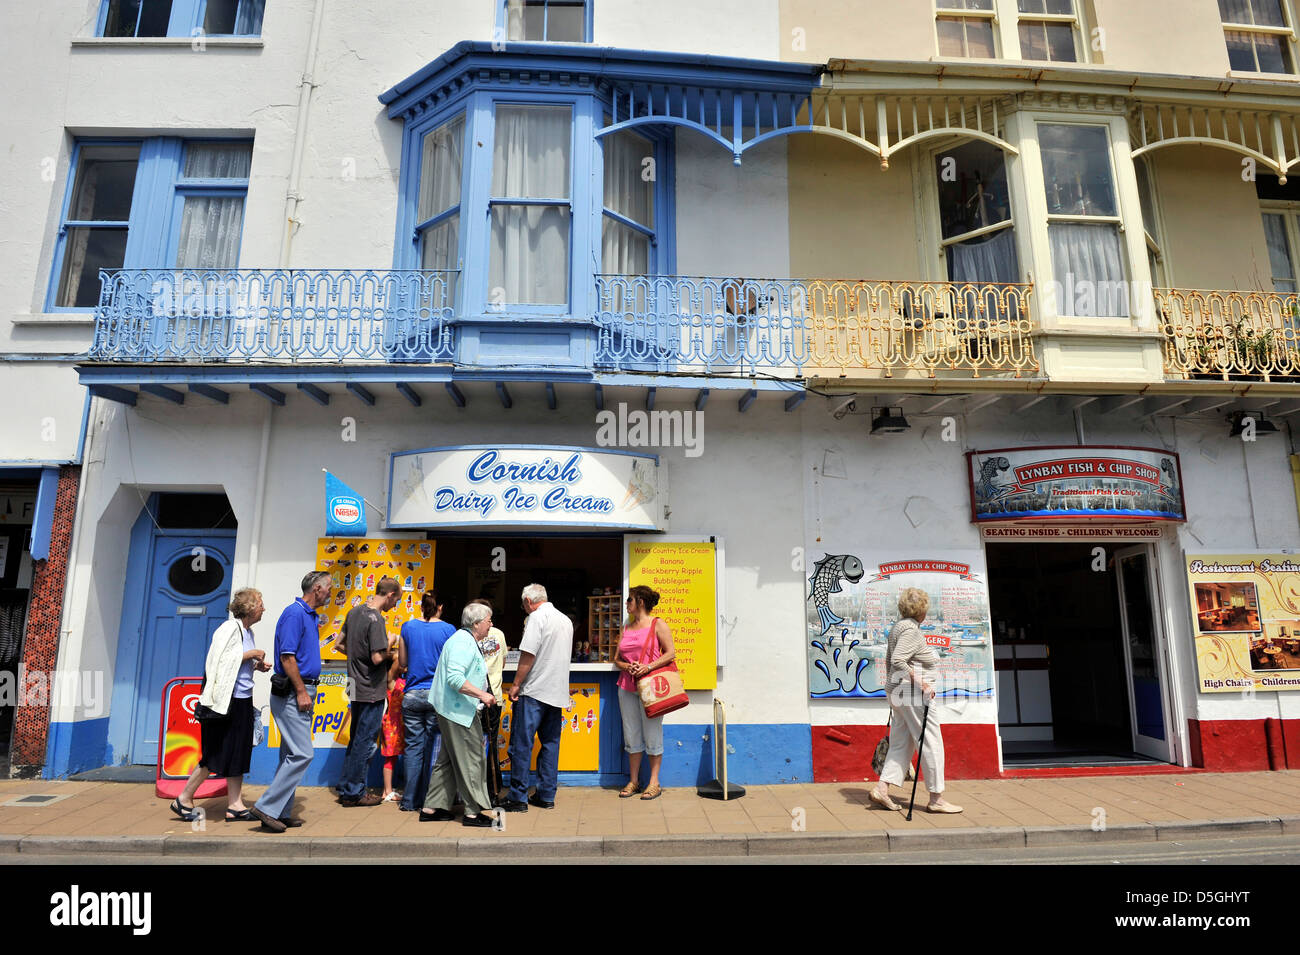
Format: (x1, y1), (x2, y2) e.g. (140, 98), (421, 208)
(635, 617), (689, 718)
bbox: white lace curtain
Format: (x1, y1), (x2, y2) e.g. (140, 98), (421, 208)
(490, 105), (571, 304)
(175, 144), (252, 270)
(1048, 222), (1129, 317)
(948, 227), (1019, 284)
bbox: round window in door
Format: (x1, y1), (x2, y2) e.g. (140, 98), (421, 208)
(166, 552), (226, 597)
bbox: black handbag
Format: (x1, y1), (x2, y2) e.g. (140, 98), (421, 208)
(193, 677), (226, 722)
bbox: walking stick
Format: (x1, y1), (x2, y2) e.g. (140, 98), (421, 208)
(905, 700), (932, 821)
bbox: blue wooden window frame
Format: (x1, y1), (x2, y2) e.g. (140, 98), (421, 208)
(412, 112), (468, 271)
(496, 0), (593, 43)
(96, 0), (265, 38)
(599, 123), (675, 278)
(392, 84), (675, 322)
(46, 137), (253, 311)
(483, 98), (577, 315)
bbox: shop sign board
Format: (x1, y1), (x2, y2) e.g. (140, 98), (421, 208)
(315, 537), (435, 663)
(625, 537), (717, 690)
(499, 683), (600, 771)
(967, 446), (1185, 522)
(981, 525), (1165, 541)
(388, 445), (660, 530)
(805, 550), (996, 700)
(1186, 553), (1300, 693)
(155, 676), (228, 798)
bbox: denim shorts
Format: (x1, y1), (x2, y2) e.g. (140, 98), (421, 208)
(618, 688), (664, 756)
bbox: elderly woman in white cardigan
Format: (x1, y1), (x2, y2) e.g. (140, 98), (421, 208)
(868, 587), (963, 814)
(170, 588), (271, 823)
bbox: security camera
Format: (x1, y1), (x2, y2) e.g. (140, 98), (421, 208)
(830, 396), (857, 420)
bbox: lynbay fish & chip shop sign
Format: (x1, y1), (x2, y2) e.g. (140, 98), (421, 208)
(388, 445), (661, 530)
(967, 446), (1186, 523)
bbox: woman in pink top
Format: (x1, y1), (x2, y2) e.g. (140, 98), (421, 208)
(614, 585), (676, 800)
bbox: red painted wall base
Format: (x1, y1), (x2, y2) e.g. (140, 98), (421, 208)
(1188, 718), (1298, 771)
(811, 723), (1001, 782)
(813, 718), (1299, 781)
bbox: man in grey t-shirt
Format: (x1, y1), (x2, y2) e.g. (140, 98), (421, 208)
(504, 583), (573, 811)
(337, 577), (400, 806)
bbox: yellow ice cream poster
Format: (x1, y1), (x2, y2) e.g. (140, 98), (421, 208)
(315, 537), (435, 662)
(499, 684), (600, 771)
(1186, 553), (1300, 693)
(268, 672), (352, 748)
(626, 538), (717, 690)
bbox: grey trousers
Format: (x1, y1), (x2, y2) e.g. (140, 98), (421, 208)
(255, 692), (315, 819)
(424, 710), (492, 816)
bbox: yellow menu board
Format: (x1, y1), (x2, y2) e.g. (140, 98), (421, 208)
(499, 683), (600, 772)
(627, 538), (716, 690)
(268, 672), (351, 748)
(315, 537), (436, 662)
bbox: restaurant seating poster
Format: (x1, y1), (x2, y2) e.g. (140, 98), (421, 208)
(806, 549), (995, 699)
(1186, 553), (1300, 693)
(967, 446), (1186, 522)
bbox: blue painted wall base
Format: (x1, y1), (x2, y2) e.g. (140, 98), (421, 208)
(43, 718), (111, 779)
(44, 718), (813, 789)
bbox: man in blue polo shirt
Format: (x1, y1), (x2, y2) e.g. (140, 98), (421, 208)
(251, 570), (332, 833)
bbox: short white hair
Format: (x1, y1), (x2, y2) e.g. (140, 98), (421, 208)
(461, 603), (492, 629)
(521, 583), (548, 604)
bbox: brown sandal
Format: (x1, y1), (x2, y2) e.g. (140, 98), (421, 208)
(640, 784), (662, 800)
(619, 782), (641, 798)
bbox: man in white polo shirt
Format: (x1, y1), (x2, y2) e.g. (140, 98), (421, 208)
(504, 583), (573, 811)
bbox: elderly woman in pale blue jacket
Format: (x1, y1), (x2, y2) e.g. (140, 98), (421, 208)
(419, 603), (499, 827)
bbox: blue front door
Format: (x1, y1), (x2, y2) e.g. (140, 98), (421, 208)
(129, 532), (234, 764)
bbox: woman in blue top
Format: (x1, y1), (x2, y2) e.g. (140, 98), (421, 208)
(420, 603), (498, 827)
(398, 590), (455, 812)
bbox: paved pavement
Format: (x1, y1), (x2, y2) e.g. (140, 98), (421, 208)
(1, 771), (1297, 859)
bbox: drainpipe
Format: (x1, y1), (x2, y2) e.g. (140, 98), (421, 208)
(239, 403), (274, 590)
(279, 0), (326, 267)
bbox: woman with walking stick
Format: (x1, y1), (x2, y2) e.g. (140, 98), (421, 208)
(868, 587), (963, 814)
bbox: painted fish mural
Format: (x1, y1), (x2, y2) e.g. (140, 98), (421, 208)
(808, 554), (865, 634)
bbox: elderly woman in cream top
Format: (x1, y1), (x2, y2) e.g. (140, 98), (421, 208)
(868, 587), (963, 814)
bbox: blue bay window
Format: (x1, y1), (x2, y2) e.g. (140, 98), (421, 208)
(97, 0), (265, 38)
(381, 42), (818, 369)
(48, 138), (251, 310)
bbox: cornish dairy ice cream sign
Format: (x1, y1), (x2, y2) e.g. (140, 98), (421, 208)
(967, 446), (1185, 522)
(387, 445), (660, 530)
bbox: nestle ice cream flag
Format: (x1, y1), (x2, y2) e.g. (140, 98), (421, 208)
(325, 471), (367, 537)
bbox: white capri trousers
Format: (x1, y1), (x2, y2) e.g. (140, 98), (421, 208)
(618, 688), (665, 756)
(878, 692), (945, 794)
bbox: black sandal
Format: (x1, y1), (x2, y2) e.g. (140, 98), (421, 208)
(170, 798), (198, 822)
(225, 808), (253, 822)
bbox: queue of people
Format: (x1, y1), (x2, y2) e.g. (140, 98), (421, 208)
(179, 573), (668, 830)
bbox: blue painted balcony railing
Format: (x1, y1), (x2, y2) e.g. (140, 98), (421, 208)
(87, 269), (458, 363)
(594, 274), (1039, 378)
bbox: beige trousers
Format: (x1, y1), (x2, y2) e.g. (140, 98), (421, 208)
(878, 692), (945, 794)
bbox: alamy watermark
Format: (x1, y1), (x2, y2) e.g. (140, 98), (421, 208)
(0, 666), (105, 718)
(595, 402), (704, 458)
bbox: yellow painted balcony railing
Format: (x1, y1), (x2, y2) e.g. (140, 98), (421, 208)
(804, 279), (1038, 379)
(593, 276), (1038, 379)
(1156, 288), (1300, 382)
